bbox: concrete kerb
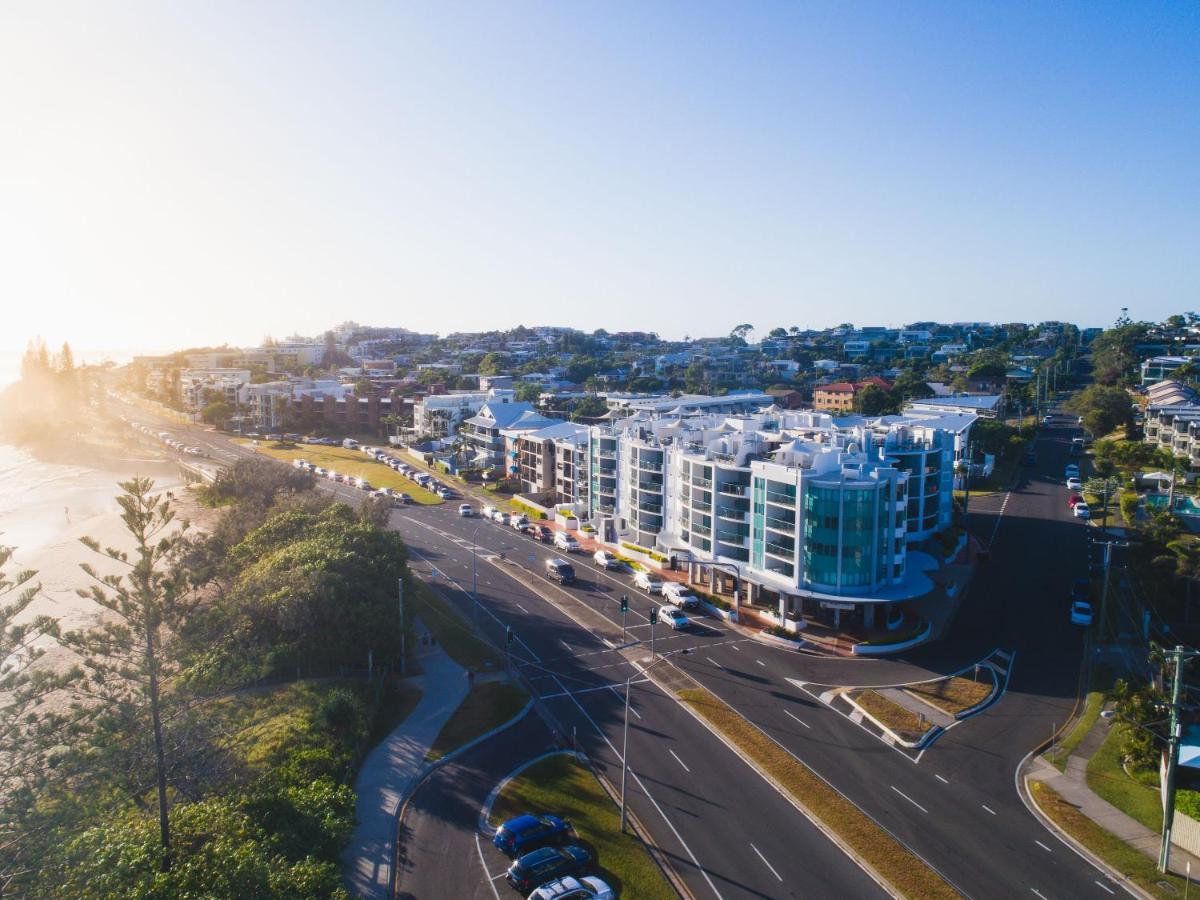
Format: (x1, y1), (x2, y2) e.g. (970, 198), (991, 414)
(842, 691), (943, 751)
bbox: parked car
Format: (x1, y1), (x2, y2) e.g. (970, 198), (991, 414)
(494, 511), (512, 526)
(1064, 464), (1080, 479)
(1070, 600), (1094, 626)
(545, 558), (576, 585)
(1043, 415), (1053, 425)
(593, 550), (620, 569)
(1073, 502), (1091, 519)
(1068, 494), (1083, 507)
(436, 488), (453, 499)
(634, 571), (663, 594)
(659, 604), (690, 630)
(531, 525), (553, 543)
(553, 531), (580, 553)
(662, 582), (700, 610)
(459, 504), (474, 517)
(312, 466), (328, 477)
(395, 492), (412, 504)
(527, 875), (616, 900)
(482, 505), (497, 519)
(511, 515), (531, 531)
(492, 814), (574, 856)
(506, 845), (591, 893)
(1071, 578), (1090, 603)
(1066, 477), (1083, 491)
(355, 478), (372, 490)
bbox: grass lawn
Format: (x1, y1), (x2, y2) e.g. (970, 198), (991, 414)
(906, 675), (993, 716)
(233, 439), (443, 504)
(1030, 781), (1186, 898)
(852, 690), (934, 742)
(426, 681), (529, 761)
(1047, 691), (1105, 771)
(490, 754), (675, 900)
(1086, 724), (1163, 833)
(409, 580), (503, 673)
(677, 687), (958, 900)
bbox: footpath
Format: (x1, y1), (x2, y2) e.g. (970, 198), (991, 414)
(342, 623), (470, 900)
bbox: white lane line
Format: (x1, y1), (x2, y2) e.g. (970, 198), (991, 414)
(750, 843), (783, 882)
(707, 657), (725, 671)
(559, 639), (573, 652)
(981, 804), (997, 815)
(515, 603), (529, 613)
(891, 785), (928, 814)
(730, 643), (742, 651)
(1030, 890), (1049, 900)
(934, 774), (949, 784)
(669, 749), (691, 772)
(1034, 840), (1052, 853)
(783, 709), (810, 729)
(475, 833), (501, 900)
(1094, 880), (1116, 895)
(755, 659), (766, 667)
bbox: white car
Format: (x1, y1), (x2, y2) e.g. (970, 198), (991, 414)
(1066, 477), (1082, 491)
(553, 531), (580, 553)
(459, 504), (474, 517)
(510, 515), (530, 531)
(527, 875), (615, 900)
(1070, 600), (1094, 626)
(493, 511), (511, 526)
(634, 571), (663, 594)
(662, 582), (700, 610)
(481, 505), (497, 519)
(593, 550), (620, 569)
(659, 604), (690, 631)
(312, 466), (328, 477)
(1073, 503), (1091, 519)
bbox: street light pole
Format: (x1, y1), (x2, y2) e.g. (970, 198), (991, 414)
(470, 522), (483, 626)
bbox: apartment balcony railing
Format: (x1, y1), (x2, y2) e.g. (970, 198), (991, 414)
(716, 527), (749, 543)
(766, 491), (796, 506)
(691, 500), (712, 512)
(764, 515), (795, 532)
(637, 501), (663, 515)
(638, 478), (664, 490)
(718, 483), (748, 496)
(765, 541), (795, 559)
(691, 476), (713, 489)
(717, 506), (747, 521)
(691, 522), (712, 537)
(711, 450), (737, 464)
(597, 450), (617, 459)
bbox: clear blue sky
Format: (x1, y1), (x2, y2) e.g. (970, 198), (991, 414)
(1, 1), (1196, 351)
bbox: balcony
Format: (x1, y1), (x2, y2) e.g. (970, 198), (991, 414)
(690, 475), (713, 489)
(765, 491), (796, 506)
(692, 499), (712, 512)
(717, 506), (747, 522)
(765, 540), (794, 559)
(597, 449), (616, 459)
(718, 483), (748, 496)
(692, 522), (712, 537)
(637, 500), (663, 515)
(716, 527), (748, 543)
(764, 515), (794, 532)
(638, 478), (664, 490)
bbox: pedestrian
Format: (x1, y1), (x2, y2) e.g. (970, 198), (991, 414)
(64, 506), (70, 522)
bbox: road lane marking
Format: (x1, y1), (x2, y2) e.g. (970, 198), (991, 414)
(1094, 880), (1115, 895)
(706, 657), (725, 671)
(669, 749), (691, 772)
(783, 710), (810, 729)
(891, 785), (928, 814)
(755, 659), (766, 667)
(515, 603), (529, 613)
(730, 643), (742, 650)
(934, 774), (949, 784)
(1030, 890), (1048, 900)
(1034, 840), (1052, 852)
(474, 834), (502, 900)
(982, 804), (997, 815)
(559, 639), (573, 652)
(750, 843), (783, 882)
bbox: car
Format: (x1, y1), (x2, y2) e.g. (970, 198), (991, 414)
(527, 875), (616, 900)
(1066, 477), (1082, 491)
(1044, 415), (1053, 425)
(312, 466), (328, 477)
(1070, 600), (1094, 626)
(395, 492), (413, 504)
(1073, 502), (1091, 519)
(1064, 464), (1080, 479)
(505, 845), (591, 893)
(328, 471), (343, 482)
(545, 558), (576, 584)
(1068, 493), (1083, 507)
(436, 488), (453, 499)
(356, 478), (372, 490)
(459, 504), (474, 517)
(531, 525), (553, 543)
(493, 511), (512, 526)
(1071, 578), (1090, 602)
(662, 582), (700, 610)
(593, 550), (620, 569)
(634, 571), (663, 594)
(511, 515), (531, 531)
(659, 604), (690, 630)
(492, 813), (573, 856)
(553, 531), (580, 553)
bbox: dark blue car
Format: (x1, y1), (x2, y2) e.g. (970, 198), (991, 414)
(505, 845), (591, 892)
(493, 813), (574, 856)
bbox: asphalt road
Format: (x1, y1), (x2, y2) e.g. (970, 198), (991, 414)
(127, 402), (1127, 898)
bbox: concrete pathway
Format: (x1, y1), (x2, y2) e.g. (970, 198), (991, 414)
(877, 686), (955, 728)
(1030, 717), (1200, 878)
(342, 622), (470, 900)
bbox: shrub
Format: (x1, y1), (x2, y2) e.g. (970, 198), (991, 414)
(1120, 491), (1139, 524)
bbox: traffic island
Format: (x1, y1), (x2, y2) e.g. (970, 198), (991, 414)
(847, 689), (942, 747)
(903, 672), (996, 719)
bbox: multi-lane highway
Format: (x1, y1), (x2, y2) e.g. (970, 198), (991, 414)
(130, 401), (1130, 898)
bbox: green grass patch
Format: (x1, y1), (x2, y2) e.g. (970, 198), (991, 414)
(490, 754), (675, 900)
(677, 687), (958, 899)
(426, 681), (528, 761)
(408, 580), (503, 673)
(1031, 781), (1186, 898)
(233, 439), (443, 504)
(1086, 723), (1163, 832)
(1046, 691), (1105, 771)
(905, 675), (993, 716)
(852, 690), (934, 743)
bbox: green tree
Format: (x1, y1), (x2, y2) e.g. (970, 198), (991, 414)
(477, 353), (506, 376)
(201, 400), (234, 427)
(514, 381), (541, 403)
(1065, 384), (1134, 439)
(729, 323), (754, 344)
(1090, 321), (1150, 384)
(853, 384), (897, 416)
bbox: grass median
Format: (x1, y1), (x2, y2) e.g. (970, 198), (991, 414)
(1046, 691), (1105, 771)
(426, 681), (529, 761)
(408, 580), (503, 673)
(906, 675), (994, 717)
(1030, 781), (1186, 898)
(852, 690), (935, 744)
(677, 686), (958, 900)
(234, 440), (444, 504)
(490, 754), (675, 900)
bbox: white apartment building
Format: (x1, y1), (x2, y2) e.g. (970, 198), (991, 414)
(412, 388), (516, 439)
(180, 369), (252, 410)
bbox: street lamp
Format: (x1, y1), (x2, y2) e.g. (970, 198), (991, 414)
(470, 522), (484, 625)
(620, 646), (694, 832)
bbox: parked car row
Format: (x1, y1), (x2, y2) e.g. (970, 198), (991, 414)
(126, 421), (205, 456)
(493, 813), (615, 898)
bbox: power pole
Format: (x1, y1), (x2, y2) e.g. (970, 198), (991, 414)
(398, 577), (406, 674)
(1160, 645), (1197, 873)
(1098, 541), (1113, 642)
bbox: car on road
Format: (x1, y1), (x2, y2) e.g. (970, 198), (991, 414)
(1070, 600), (1094, 626)
(553, 532), (580, 553)
(492, 813), (574, 856)
(1068, 493), (1083, 508)
(355, 478), (372, 490)
(328, 471), (344, 482)
(493, 511), (512, 526)
(395, 493), (412, 504)
(482, 504), (497, 519)
(1064, 464), (1080, 479)
(530, 525), (553, 543)
(659, 604), (690, 630)
(1073, 502), (1091, 519)
(527, 874), (616, 900)
(1043, 415), (1053, 425)
(634, 571), (663, 594)
(1066, 477), (1082, 491)
(312, 466), (328, 477)
(458, 504), (474, 517)
(505, 845), (591, 893)
(662, 582), (700, 610)
(511, 515), (531, 531)
(436, 487), (453, 499)
(593, 550), (620, 569)
(545, 558), (576, 584)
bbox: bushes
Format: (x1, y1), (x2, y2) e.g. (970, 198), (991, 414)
(1120, 491), (1140, 524)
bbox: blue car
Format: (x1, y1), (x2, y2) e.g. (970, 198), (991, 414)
(492, 813), (574, 856)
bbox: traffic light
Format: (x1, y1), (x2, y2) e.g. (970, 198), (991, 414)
(620, 595), (629, 613)
(506, 625), (514, 645)
(649, 607), (658, 625)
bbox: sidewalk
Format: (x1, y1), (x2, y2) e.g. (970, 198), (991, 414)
(342, 623), (470, 900)
(1028, 717), (1200, 879)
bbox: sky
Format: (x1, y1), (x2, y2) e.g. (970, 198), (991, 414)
(1, 1), (1197, 353)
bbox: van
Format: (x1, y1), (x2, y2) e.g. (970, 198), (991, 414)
(545, 558), (576, 584)
(343, 438), (359, 449)
(553, 531), (580, 553)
